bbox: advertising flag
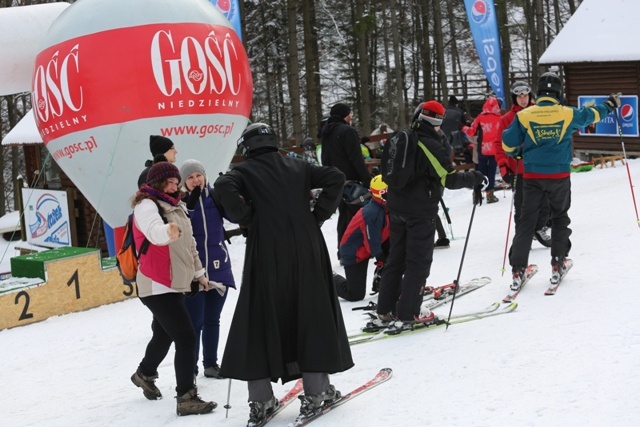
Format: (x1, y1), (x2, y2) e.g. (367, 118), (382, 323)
(464, 0), (505, 104)
(210, 0), (242, 40)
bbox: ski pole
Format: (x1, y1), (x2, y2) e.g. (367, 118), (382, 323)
(224, 378), (232, 418)
(501, 159), (520, 276)
(439, 198), (454, 239)
(613, 108), (640, 228)
(445, 178), (486, 329)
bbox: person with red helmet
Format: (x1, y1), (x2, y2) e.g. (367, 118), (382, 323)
(336, 175), (390, 301)
(374, 101), (486, 333)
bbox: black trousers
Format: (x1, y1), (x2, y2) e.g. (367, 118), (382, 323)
(139, 293), (197, 396)
(513, 175), (550, 229)
(509, 177), (572, 269)
(376, 212), (436, 321)
(336, 261), (369, 301)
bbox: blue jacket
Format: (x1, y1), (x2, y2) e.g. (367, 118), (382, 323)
(502, 96), (613, 179)
(338, 198), (389, 267)
(184, 184), (235, 287)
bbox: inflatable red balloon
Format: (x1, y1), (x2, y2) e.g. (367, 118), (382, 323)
(32, 0), (252, 228)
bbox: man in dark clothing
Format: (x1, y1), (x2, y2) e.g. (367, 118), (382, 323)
(503, 72), (620, 288)
(321, 103), (372, 249)
(441, 95), (472, 163)
(137, 135), (177, 188)
(374, 101), (486, 333)
(213, 123), (353, 426)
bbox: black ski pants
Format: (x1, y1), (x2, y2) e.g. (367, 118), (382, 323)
(336, 260), (369, 301)
(138, 292), (197, 396)
(509, 177), (572, 269)
(513, 174), (551, 230)
(376, 212), (436, 321)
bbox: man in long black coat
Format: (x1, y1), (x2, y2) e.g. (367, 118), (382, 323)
(321, 103), (372, 250)
(213, 123), (353, 425)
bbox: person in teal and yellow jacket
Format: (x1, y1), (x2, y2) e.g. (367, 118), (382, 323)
(502, 71), (620, 290)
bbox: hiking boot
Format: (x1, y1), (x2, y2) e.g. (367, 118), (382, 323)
(511, 267), (527, 291)
(203, 364), (224, 379)
(247, 396), (279, 426)
(176, 387), (216, 416)
(298, 385), (341, 418)
(486, 191), (499, 204)
(533, 227), (552, 248)
(434, 238), (450, 249)
(131, 369), (162, 400)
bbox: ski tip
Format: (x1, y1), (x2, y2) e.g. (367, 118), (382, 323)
(380, 367), (393, 376)
(505, 301), (518, 311)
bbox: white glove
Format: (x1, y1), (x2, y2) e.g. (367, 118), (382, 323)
(208, 281), (227, 297)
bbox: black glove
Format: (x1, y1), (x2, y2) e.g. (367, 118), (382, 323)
(473, 186), (483, 206)
(223, 227), (243, 243)
(499, 164), (515, 185)
(466, 170), (486, 189)
(604, 92), (621, 109)
(187, 280), (200, 297)
(240, 227), (249, 238)
(185, 185), (202, 210)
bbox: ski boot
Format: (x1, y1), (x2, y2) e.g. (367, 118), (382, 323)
(533, 226), (552, 248)
(434, 238), (450, 249)
(511, 267), (527, 291)
(363, 313), (394, 332)
(298, 385), (341, 418)
(247, 396), (279, 426)
(550, 257), (571, 285)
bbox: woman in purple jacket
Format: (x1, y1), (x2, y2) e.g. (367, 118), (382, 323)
(180, 159), (236, 380)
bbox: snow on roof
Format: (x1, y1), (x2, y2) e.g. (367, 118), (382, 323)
(539, 0), (640, 65)
(1, 110), (42, 146)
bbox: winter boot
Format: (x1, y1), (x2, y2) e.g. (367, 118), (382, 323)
(247, 396), (279, 427)
(203, 364), (224, 379)
(486, 191), (499, 204)
(298, 385), (341, 418)
(511, 267), (527, 291)
(533, 226), (552, 248)
(434, 238), (450, 249)
(176, 387), (217, 416)
(131, 369), (162, 400)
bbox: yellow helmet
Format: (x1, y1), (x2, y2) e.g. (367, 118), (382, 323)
(370, 175), (388, 201)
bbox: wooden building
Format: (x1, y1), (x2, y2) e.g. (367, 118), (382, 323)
(539, 0), (640, 157)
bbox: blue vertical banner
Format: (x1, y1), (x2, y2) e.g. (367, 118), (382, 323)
(209, 0), (242, 40)
(464, 0), (505, 104)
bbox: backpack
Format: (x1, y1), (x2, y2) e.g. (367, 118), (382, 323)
(116, 201), (166, 285)
(381, 130), (426, 189)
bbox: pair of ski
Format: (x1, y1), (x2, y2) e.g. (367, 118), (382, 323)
(348, 300), (518, 345)
(502, 260), (573, 302)
(352, 276), (492, 313)
(252, 368), (392, 427)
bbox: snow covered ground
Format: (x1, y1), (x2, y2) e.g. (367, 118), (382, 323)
(1, 159), (639, 427)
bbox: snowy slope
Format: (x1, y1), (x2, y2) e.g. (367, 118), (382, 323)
(0, 159), (639, 427)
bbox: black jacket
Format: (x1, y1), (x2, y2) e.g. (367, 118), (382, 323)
(321, 117), (371, 187)
(213, 152), (353, 383)
(386, 122), (478, 217)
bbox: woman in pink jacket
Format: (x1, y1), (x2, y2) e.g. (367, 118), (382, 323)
(466, 97), (502, 204)
(129, 161), (216, 417)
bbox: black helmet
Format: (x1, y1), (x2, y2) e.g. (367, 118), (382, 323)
(511, 81), (531, 96)
(237, 123), (279, 157)
(537, 72), (562, 98)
